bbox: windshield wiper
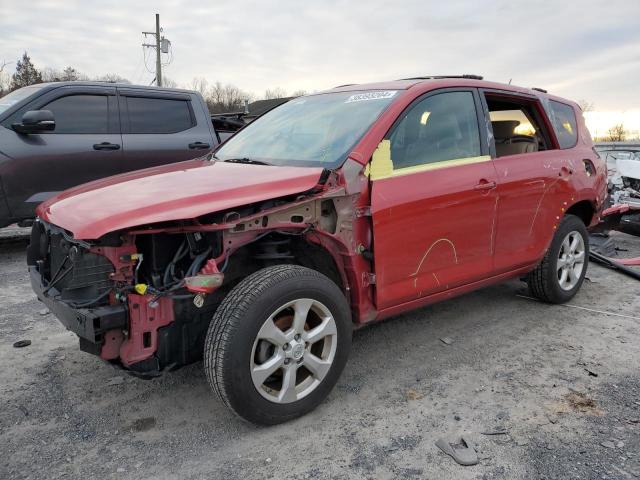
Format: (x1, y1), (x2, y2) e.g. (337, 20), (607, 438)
(222, 157), (271, 166)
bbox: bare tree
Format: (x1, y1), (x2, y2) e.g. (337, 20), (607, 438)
(264, 87), (287, 99)
(206, 81), (253, 113)
(291, 89), (307, 97)
(189, 77), (208, 96)
(0, 60), (11, 96)
(160, 76), (178, 88)
(41, 67), (62, 82)
(577, 99), (594, 112)
(607, 124), (626, 142)
(95, 73), (131, 84)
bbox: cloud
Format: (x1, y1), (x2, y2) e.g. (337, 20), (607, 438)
(1, 0), (639, 109)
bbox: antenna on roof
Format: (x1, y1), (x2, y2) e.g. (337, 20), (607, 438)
(508, 78), (512, 85)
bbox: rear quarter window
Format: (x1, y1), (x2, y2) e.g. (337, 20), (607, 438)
(547, 100), (578, 149)
(125, 96), (194, 134)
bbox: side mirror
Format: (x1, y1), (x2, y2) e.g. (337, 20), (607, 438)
(12, 110), (56, 134)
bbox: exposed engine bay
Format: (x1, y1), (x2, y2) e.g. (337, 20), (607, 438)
(27, 168), (369, 376)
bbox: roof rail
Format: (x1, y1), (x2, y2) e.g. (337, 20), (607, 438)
(532, 87), (548, 93)
(398, 74), (484, 81)
(334, 83), (357, 88)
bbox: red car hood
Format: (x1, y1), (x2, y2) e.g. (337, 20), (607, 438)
(38, 159), (324, 239)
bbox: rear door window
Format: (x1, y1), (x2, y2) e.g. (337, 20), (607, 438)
(43, 94), (109, 134)
(124, 96), (194, 134)
(547, 100), (578, 149)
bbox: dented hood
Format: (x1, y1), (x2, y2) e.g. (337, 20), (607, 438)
(37, 159), (324, 239)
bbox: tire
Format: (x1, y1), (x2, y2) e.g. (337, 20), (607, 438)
(526, 214), (589, 304)
(204, 265), (352, 424)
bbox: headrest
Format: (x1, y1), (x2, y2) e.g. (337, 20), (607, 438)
(491, 120), (520, 139)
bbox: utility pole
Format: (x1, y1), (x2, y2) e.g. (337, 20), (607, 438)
(142, 14), (170, 86)
(154, 14), (162, 87)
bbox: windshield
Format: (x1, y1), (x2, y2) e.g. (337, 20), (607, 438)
(0, 85), (45, 115)
(215, 90), (399, 168)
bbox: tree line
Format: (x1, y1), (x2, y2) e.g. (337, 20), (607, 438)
(0, 52), (307, 114)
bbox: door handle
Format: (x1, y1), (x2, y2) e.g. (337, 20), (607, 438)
(93, 142), (120, 151)
(474, 180), (497, 190)
(189, 141), (211, 150)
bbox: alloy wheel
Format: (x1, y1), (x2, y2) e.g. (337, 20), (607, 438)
(557, 230), (586, 291)
(250, 298), (337, 404)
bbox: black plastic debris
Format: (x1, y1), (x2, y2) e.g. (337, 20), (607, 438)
(590, 251), (640, 281)
(13, 340), (31, 348)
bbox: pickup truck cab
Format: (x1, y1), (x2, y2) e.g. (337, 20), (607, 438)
(28, 76), (606, 424)
(0, 82), (239, 227)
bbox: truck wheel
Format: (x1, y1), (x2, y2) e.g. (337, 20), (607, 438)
(204, 265), (352, 424)
(527, 214), (589, 304)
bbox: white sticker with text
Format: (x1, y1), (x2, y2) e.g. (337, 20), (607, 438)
(345, 91), (397, 103)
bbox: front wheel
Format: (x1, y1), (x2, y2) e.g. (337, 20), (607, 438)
(204, 265), (352, 424)
(527, 214), (589, 303)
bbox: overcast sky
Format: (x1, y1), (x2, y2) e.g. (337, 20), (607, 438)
(1, 0), (639, 111)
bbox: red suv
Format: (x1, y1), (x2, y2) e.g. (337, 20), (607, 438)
(28, 76), (606, 424)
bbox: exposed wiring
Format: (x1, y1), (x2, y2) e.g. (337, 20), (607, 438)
(62, 288), (114, 309)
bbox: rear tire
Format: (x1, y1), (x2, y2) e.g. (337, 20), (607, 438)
(526, 214), (589, 304)
(204, 265), (352, 424)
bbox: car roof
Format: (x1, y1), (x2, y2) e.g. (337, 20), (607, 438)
(34, 81), (196, 95)
(317, 77), (578, 108)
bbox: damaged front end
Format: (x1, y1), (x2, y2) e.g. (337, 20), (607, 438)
(28, 220), (225, 375)
(28, 164), (374, 376)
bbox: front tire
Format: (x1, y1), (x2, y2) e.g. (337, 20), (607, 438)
(204, 265), (352, 424)
(527, 214), (589, 303)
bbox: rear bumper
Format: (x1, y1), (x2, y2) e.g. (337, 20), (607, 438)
(29, 266), (127, 354)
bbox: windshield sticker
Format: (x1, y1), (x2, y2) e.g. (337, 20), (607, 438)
(345, 91), (397, 103)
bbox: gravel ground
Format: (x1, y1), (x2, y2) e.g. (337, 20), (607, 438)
(0, 227), (639, 480)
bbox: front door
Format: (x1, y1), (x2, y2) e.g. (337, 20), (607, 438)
(370, 89), (499, 310)
(1, 86), (122, 219)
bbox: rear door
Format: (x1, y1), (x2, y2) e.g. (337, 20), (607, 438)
(480, 90), (564, 273)
(118, 89), (214, 170)
(0, 85), (121, 218)
(370, 89), (498, 310)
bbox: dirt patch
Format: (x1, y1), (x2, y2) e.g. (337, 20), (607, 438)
(548, 391), (604, 417)
(406, 388), (424, 401)
(564, 391), (602, 415)
(128, 417), (157, 432)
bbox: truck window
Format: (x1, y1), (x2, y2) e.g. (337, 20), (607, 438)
(125, 97), (193, 134)
(389, 91), (481, 169)
(547, 100), (578, 149)
(43, 94), (109, 134)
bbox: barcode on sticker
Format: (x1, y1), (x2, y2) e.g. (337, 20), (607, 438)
(345, 91), (397, 103)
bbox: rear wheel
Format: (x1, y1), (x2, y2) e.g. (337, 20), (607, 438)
(527, 214), (589, 303)
(204, 265), (352, 424)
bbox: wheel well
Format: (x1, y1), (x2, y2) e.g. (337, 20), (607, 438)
(566, 201), (594, 226)
(222, 233), (344, 293)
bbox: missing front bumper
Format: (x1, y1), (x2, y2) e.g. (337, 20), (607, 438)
(29, 266), (127, 354)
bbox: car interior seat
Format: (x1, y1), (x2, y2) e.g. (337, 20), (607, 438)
(492, 120), (538, 157)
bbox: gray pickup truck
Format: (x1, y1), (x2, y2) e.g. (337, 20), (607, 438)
(0, 82), (243, 228)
